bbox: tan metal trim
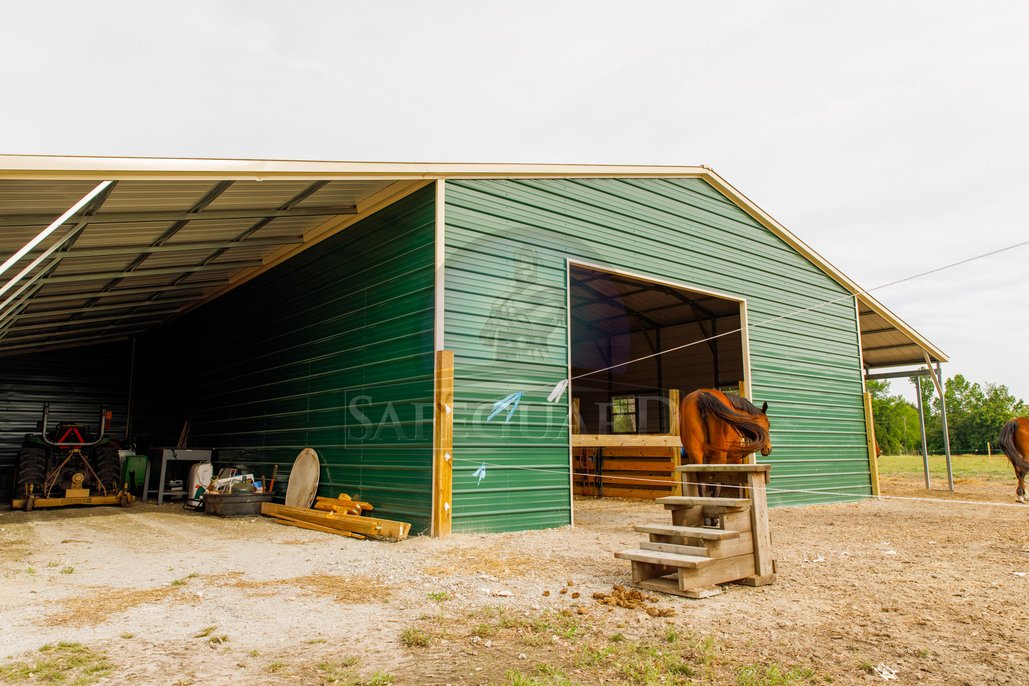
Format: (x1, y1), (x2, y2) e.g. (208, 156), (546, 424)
(434, 180), (446, 352)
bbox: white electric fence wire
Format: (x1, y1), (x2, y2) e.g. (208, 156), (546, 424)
(502, 236), (1029, 398)
(452, 457), (1028, 510)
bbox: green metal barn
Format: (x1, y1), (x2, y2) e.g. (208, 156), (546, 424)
(0, 156), (947, 534)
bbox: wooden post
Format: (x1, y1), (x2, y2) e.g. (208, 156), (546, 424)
(862, 391), (880, 496)
(432, 350), (454, 537)
(667, 389), (681, 496)
(744, 469), (775, 583)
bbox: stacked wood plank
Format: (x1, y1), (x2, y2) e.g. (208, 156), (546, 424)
(262, 498), (411, 541)
(614, 464), (775, 598)
(573, 446), (678, 499)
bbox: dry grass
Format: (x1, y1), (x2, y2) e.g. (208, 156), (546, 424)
(217, 571), (391, 603)
(45, 586), (185, 627)
(422, 547), (546, 577)
(43, 570), (388, 629)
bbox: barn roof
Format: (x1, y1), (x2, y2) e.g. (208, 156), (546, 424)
(0, 154), (946, 368)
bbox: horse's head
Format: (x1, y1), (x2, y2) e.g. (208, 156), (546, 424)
(757, 401), (772, 456)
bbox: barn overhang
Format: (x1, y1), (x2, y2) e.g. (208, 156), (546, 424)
(0, 154), (946, 366)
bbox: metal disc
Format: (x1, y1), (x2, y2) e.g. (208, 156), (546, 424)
(284, 448), (320, 508)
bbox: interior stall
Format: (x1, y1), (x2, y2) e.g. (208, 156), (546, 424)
(568, 264), (745, 498)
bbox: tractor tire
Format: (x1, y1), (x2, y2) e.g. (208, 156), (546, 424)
(93, 443), (121, 494)
(15, 445), (47, 501)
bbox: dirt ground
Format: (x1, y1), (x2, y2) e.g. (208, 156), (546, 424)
(1, 474), (1027, 686)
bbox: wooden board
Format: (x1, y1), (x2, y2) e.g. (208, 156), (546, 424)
(633, 523), (740, 540)
(262, 502), (411, 540)
(633, 575), (723, 599)
(676, 464), (771, 474)
(285, 448), (320, 508)
(655, 496), (751, 508)
(572, 434), (682, 448)
(432, 349), (454, 537)
(601, 459), (676, 472)
(677, 553), (757, 590)
(271, 516), (366, 539)
(615, 548), (715, 569)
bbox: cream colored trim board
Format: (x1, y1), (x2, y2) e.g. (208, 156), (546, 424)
(0, 154), (708, 180)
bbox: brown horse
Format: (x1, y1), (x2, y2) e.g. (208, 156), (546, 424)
(997, 417), (1029, 503)
(679, 388), (771, 465)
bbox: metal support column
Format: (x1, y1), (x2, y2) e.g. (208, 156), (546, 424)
(936, 363), (955, 492)
(922, 354), (954, 492)
(913, 375), (930, 490)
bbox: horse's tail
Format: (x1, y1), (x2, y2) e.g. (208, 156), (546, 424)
(696, 391), (768, 455)
(997, 419), (1029, 472)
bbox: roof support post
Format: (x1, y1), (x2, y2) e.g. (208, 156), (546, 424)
(913, 375), (931, 490)
(922, 353), (954, 492)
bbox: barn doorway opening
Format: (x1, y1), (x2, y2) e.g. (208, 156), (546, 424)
(568, 264), (746, 498)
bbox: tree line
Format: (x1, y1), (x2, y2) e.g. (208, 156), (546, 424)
(868, 373), (1027, 455)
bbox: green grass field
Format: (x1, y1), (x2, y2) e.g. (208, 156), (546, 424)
(879, 454), (1014, 480)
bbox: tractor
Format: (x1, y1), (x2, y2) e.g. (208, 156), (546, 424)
(12, 403), (134, 511)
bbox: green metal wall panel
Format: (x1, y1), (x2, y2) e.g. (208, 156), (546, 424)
(137, 186), (436, 531)
(445, 178), (869, 531)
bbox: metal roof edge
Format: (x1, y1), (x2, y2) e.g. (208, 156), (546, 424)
(698, 169), (949, 364)
(0, 154), (708, 180)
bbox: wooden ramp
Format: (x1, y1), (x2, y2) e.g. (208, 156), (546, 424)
(615, 464), (775, 598)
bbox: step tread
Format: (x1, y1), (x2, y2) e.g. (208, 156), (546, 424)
(633, 523), (741, 540)
(656, 496), (751, 508)
(614, 548), (716, 568)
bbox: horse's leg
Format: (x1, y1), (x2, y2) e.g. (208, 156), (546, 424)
(1017, 468), (1026, 504)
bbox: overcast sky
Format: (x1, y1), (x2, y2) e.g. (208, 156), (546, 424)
(1, 1), (1026, 401)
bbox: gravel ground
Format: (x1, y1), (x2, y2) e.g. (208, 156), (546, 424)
(1, 475), (1027, 685)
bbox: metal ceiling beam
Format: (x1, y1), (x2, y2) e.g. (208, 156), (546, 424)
(0, 204), (357, 228)
(862, 342), (922, 353)
(26, 281), (226, 305)
(573, 278), (663, 329)
(0, 321), (153, 344)
(860, 326), (899, 336)
(0, 331), (145, 355)
(41, 260), (263, 285)
(5, 310), (174, 333)
(60, 235), (304, 259)
(19, 295), (199, 319)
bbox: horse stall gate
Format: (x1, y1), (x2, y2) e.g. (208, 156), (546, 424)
(0, 157), (947, 536)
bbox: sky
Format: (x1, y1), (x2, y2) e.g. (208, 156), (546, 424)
(1, 1), (1027, 401)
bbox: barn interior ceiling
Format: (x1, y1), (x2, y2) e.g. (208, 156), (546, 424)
(0, 178), (398, 356)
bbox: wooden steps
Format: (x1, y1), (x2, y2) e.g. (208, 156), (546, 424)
(633, 523), (740, 540)
(615, 469), (776, 598)
(656, 496), (751, 508)
(614, 548), (715, 569)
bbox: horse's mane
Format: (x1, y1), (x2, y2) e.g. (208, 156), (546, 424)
(696, 391), (768, 455)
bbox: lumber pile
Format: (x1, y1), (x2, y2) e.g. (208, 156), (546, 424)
(262, 498), (411, 541)
(313, 494), (373, 516)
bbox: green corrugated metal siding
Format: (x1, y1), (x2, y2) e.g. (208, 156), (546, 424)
(138, 186), (436, 531)
(445, 178), (869, 530)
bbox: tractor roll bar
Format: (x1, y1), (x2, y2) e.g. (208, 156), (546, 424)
(40, 402), (110, 448)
